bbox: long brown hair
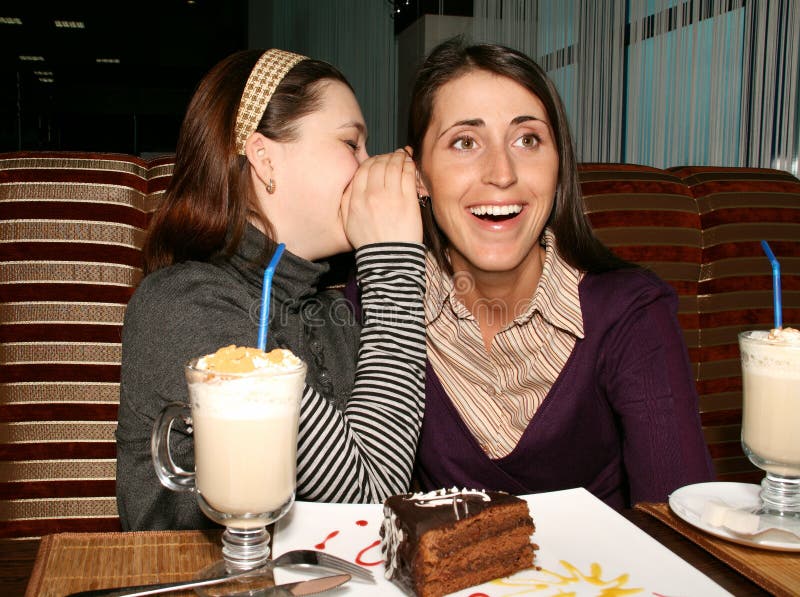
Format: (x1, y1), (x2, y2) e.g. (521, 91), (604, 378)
(407, 36), (628, 275)
(144, 49), (352, 274)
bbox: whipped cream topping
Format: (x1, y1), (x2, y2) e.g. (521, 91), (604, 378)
(767, 327), (800, 345)
(189, 345), (305, 418)
(196, 345), (302, 373)
(741, 328), (800, 378)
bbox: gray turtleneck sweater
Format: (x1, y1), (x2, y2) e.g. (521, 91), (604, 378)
(116, 226), (426, 530)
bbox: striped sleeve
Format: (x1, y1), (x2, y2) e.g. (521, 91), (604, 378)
(295, 243), (426, 503)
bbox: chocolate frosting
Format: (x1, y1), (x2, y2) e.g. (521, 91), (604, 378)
(380, 488), (526, 590)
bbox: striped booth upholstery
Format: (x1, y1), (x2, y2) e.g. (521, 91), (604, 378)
(672, 166), (800, 480)
(580, 164), (800, 483)
(0, 152), (173, 538)
(2, 155), (798, 538)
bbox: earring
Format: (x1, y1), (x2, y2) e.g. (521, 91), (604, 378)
(415, 169), (430, 207)
(266, 179), (276, 194)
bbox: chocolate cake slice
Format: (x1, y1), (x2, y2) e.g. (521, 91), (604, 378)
(381, 488), (536, 597)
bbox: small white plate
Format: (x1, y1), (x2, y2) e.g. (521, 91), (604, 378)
(669, 481), (800, 552)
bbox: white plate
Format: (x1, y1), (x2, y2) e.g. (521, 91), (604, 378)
(274, 487), (730, 596)
(669, 481), (800, 552)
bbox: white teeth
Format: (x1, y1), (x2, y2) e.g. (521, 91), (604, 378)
(469, 204), (523, 216)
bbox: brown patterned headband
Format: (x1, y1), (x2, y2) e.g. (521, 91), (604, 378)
(234, 49), (307, 155)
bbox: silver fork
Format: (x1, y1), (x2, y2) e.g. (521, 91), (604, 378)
(65, 549), (375, 596)
(273, 549), (375, 583)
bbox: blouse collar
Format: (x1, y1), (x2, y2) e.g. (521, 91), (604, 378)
(425, 228), (584, 339)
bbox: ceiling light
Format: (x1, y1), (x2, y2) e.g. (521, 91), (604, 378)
(96, 58), (121, 64)
(54, 20), (85, 28)
(38, 77), (54, 83)
(19, 55), (45, 61)
(0, 17), (23, 25)
(33, 70), (54, 76)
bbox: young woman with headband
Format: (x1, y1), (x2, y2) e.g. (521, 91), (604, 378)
(116, 49), (425, 530)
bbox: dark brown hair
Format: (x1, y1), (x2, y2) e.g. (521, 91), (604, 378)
(144, 49), (352, 274)
(407, 36), (628, 274)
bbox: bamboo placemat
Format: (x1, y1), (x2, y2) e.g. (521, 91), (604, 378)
(25, 530), (228, 597)
(635, 502), (800, 597)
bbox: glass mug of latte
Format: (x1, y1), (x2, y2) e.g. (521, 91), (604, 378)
(739, 328), (800, 518)
(153, 345), (306, 572)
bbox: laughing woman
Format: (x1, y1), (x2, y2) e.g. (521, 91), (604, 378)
(408, 37), (714, 509)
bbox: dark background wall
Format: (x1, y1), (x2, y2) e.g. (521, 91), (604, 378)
(0, 0), (248, 155)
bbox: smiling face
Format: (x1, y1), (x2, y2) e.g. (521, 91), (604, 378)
(260, 80), (368, 261)
(419, 69), (559, 279)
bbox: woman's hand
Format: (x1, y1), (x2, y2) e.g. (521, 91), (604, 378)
(341, 148), (422, 248)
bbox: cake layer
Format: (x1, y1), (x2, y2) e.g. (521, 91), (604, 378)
(418, 526), (535, 570)
(415, 547), (535, 597)
(381, 488), (537, 597)
(418, 505), (533, 557)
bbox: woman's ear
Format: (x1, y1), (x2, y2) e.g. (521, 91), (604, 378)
(415, 168), (432, 199)
(244, 132), (273, 188)
(406, 145), (431, 197)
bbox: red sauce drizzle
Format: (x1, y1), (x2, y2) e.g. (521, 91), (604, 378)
(469, 593), (490, 597)
(355, 539), (382, 566)
(355, 519), (368, 526)
(314, 530), (339, 550)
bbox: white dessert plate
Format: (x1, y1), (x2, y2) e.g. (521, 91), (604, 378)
(274, 487), (730, 596)
(669, 481), (800, 552)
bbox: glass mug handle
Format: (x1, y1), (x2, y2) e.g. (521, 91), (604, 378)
(151, 401), (196, 492)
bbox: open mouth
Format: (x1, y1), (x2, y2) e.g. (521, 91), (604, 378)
(469, 204), (523, 222)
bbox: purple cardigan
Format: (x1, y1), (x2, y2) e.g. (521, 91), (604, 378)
(415, 268), (715, 509)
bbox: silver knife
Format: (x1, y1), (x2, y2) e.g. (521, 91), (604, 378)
(64, 572), (350, 597)
(242, 573), (351, 596)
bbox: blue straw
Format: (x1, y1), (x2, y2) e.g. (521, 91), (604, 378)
(760, 240), (782, 329)
(257, 243), (286, 351)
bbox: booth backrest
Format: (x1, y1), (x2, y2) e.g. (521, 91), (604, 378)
(2, 152), (799, 538)
(0, 152), (172, 538)
(580, 163), (800, 482)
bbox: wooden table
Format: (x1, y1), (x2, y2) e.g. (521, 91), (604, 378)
(0, 538), (39, 597)
(0, 512), (772, 597)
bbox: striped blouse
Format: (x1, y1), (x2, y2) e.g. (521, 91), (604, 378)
(117, 239), (427, 530)
(297, 244), (427, 502)
(425, 229), (584, 458)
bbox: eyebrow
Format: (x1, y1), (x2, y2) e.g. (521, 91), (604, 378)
(437, 115), (546, 140)
(339, 121), (367, 138)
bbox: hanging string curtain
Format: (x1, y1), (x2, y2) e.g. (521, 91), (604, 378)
(473, 0), (626, 163)
(266, 0), (397, 155)
(741, 0), (800, 174)
(625, 0), (750, 168)
(472, 0), (578, 133)
(575, 0), (625, 163)
(471, 0), (800, 174)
